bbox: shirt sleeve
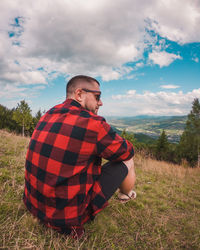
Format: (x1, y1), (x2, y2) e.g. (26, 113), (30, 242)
(96, 119), (134, 161)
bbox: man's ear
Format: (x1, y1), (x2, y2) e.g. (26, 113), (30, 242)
(74, 88), (83, 103)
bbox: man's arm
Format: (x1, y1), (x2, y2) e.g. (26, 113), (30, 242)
(96, 119), (134, 161)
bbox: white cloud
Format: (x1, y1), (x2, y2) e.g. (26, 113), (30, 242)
(149, 51), (182, 67)
(149, 0), (200, 44)
(0, 84), (28, 99)
(135, 62), (144, 68)
(192, 57), (199, 63)
(100, 88), (200, 116)
(0, 0), (200, 101)
(2, 71), (47, 85)
(160, 84), (180, 89)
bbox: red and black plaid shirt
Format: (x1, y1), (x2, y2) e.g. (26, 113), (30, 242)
(23, 99), (134, 232)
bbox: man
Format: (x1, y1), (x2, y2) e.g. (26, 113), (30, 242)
(23, 75), (136, 238)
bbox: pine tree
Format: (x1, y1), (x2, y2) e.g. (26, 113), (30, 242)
(13, 100), (33, 136)
(121, 129), (136, 145)
(155, 130), (169, 161)
(29, 109), (44, 135)
(178, 98), (200, 167)
(35, 109), (43, 121)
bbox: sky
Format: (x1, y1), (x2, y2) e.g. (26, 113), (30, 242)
(0, 0), (200, 117)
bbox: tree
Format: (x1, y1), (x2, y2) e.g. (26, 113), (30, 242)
(13, 100), (33, 136)
(121, 129), (136, 146)
(155, 130), (169, 161)
(35, 109), (43, 122)
(178, 98), (200, 167)
(0, 104), (8, 129)
(29, 109), (44, 135)
(0, 104), (20, 132)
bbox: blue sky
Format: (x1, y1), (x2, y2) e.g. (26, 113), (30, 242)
(0, 0), (200, 117)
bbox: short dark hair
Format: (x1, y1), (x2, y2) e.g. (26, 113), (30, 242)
(66, 75), (100, 97)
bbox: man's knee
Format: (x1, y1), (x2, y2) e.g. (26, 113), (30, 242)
(123, 157), (134, 171)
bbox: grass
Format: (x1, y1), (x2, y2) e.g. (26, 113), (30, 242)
(0, 129), (200, 249)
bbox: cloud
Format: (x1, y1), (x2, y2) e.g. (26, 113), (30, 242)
(149, 0), (200, 44)
(2, 70), (47, 85)
(192, 57), (199, 63)
(149, 51), (182, 67)
(100, 88), (200, 116)
(0, 84), (28, 99)
(135, 62), (144, 68)
(160, 84), (180, 89)
(0, 0), (200, 99)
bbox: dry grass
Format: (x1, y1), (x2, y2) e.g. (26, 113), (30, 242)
(0, 130), (200, 249)
(135, 153), (199, 179)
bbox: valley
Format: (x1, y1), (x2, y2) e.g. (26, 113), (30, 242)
(106, 115), (187, 143)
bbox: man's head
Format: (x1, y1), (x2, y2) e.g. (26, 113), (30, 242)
(66, 75), (103, 115)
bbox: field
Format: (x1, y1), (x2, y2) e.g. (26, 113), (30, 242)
(106, 116), (187, 142)
(0, 130), (200, 249)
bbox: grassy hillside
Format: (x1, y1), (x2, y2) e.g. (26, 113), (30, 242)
(0, 130), (200, 249)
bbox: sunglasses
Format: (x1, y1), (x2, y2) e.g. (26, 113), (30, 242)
(82, 88), (101, 101)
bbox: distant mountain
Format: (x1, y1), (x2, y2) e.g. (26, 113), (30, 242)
(106, 115), (187, 143)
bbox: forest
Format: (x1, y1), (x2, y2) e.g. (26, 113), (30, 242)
(0, 98), (200, 167)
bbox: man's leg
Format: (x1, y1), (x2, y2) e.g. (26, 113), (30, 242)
(98, 158), (136, 201)
(98, 161), (128, 201)
(119, 158), (136, 195)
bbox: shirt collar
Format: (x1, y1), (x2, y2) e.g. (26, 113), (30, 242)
(64, 98), (82, 108)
